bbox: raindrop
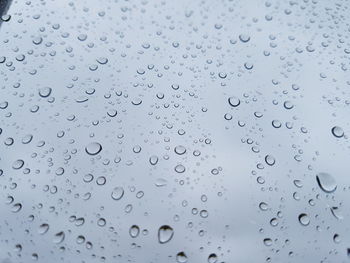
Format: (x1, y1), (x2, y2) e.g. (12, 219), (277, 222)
(158, 225), (174, 244)
(111, 187), (124, 200)
(316, 172), (337, 193)
(38, 87), (52, 98)
(208, 253), (218, 263)
(265, 155), (275, 166)
(228, 96), (240, 107)
(174, 145), (186, 155)
(53, 232), (65, 244)
(174, 164), (186, 173)
(298, 213), (310, 226)
(239, 34), (250, 42)
(12, 159), (24, 169)
(129, 225), (140, 238)
(38, 224), (49, 235)
(331, 126), (344, 138)
(85, 142), (102, 155)
(176, 252), (188, 263)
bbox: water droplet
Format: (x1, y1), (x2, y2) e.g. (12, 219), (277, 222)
(97, 218), (106, 227)
(174, 145), (186, 155)
(85, 142), (102, 155)
(149, 155), (159, 165)
(239, 34), (250, 43)
(330, 207), (343, 220)
(265, 155), (275, 166)
(12, 160), (24, 169)
(298, 213), (310, 226)
(155, 178), (168, 187)
(111, 187), (124, 200)
(38, 87), (52, 98)
(176, 252), (188, 263)
(53, 232), (65, 244)
(208, 253), (218, 263)
(316, 172), (337, 193)
(158, 225), (174, 244)
(174, 164), (186, 173)
(11, 203), (22, 213)
(129, 225), (140, 238)
(333, 234), (341, 244)
(228, 96), (240, 107)
(331, 126), (344, 138)
(38, 224), (49, 235)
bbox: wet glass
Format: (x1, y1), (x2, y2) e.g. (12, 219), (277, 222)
(0, 0), (349, 262)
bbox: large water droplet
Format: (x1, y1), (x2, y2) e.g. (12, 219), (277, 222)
(174, 145), (186, 155)
(38, 87), (52, 98)
(85, 142), (102, 155)
(298, 213), (310, 226)
(53, 232), (65, 244)
(208, 253), (218, 263)
(316, 172), (337, 193)
(265, 155), (275, 166)
(111, 187), (124, 200)
(228, 96), (240, 107)
(176, 252), (188, 263)
(129, 225), (140, 238)
(331, 126), (344, 138)
(174, 164), (186, 173)
(12, 159), (24, 169)
(158, 225), (174, 244)
(38, 224), (49, 235)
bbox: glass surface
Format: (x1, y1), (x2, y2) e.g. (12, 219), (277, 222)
(0, 0), (349, 262)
